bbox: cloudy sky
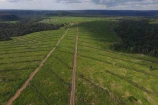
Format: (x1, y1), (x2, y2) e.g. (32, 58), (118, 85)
(0, 0), (158, 10)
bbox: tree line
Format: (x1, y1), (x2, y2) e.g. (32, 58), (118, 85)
(0, 22), (64, 41)
(112, 19), (158, 57)
(0, 14), (20, 21)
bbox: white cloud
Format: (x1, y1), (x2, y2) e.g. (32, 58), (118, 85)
(0, 0), (158, 10)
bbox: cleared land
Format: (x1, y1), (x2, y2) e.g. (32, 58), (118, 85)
(12, 24), (77, 105)
(75, 21), (158, 105)
(0, 17), (158, 105)
(6, 25), (70, 105)
(0, 26), (68, 104)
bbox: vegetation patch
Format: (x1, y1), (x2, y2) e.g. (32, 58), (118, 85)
(113, 19), (158, 57)
(0, 16), (158, 105)
(0, 15), (20, 21)
(128, 96), (138, 102)
(0, 22), (64, 41)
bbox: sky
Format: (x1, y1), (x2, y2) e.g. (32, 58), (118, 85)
(0, 0), (158, 10)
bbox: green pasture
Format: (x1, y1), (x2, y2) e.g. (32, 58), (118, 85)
(39, 16), (120, 25)
(12, 24), (77, 105)
(76, 21), (158, 105)
(0, 17), (157, 105)
(0, 28), (66, 105)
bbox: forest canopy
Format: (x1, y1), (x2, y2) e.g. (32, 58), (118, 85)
(0, 22), (64, 41)
(0, 14), (20, 21)
(113, 19), (158, 57)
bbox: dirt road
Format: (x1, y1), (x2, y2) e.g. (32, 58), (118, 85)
(69, 24), (78, 105)
(6, 27), (70, 105)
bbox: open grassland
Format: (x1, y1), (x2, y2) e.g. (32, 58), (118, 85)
(149, 18), (158, 24)
(76, 21), (158, 105)
(39, 16), (120, 25)
(12, 24), (77, 105)
(0, 17), (158, 105)
(0, 28), (67, 105)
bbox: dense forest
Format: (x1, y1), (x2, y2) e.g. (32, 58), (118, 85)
(1, 10), (158, 17)
(0, 14), (20, 21)
(0, 22), (64, 41)
(113, 19), (158, 57)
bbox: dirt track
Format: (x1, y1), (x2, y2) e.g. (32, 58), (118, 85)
(69, 24), (78, 105)
(6, 27), (70, 105)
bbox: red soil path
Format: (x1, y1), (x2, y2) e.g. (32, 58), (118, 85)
(69, 24), (78, 105)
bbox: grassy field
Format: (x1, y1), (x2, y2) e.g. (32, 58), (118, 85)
(0, 27), (67, 104)
(0, 17), (158, 105)
(12, 24), (77, 105)
(39, 16), (120, 25)
(76, 21), (158, 105)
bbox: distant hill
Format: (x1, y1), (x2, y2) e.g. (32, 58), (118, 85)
(45, 11), (73, 16)
(45, 10), (158, 17)
(0, 14), (20, 21)
(71, 10), (158, 17)
(0, 10), (158, 17)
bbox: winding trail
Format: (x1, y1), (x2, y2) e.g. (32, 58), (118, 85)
(6, 27), (70, 105)
(70, 24), (78, 105)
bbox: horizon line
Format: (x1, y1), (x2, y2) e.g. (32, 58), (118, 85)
(0, 9), (158, 11)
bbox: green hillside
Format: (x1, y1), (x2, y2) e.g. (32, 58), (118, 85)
(0, 17), (157, 105)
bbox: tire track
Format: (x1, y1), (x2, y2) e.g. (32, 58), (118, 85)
(6, 27), (70, 105)
(70, 24), (78, 105)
